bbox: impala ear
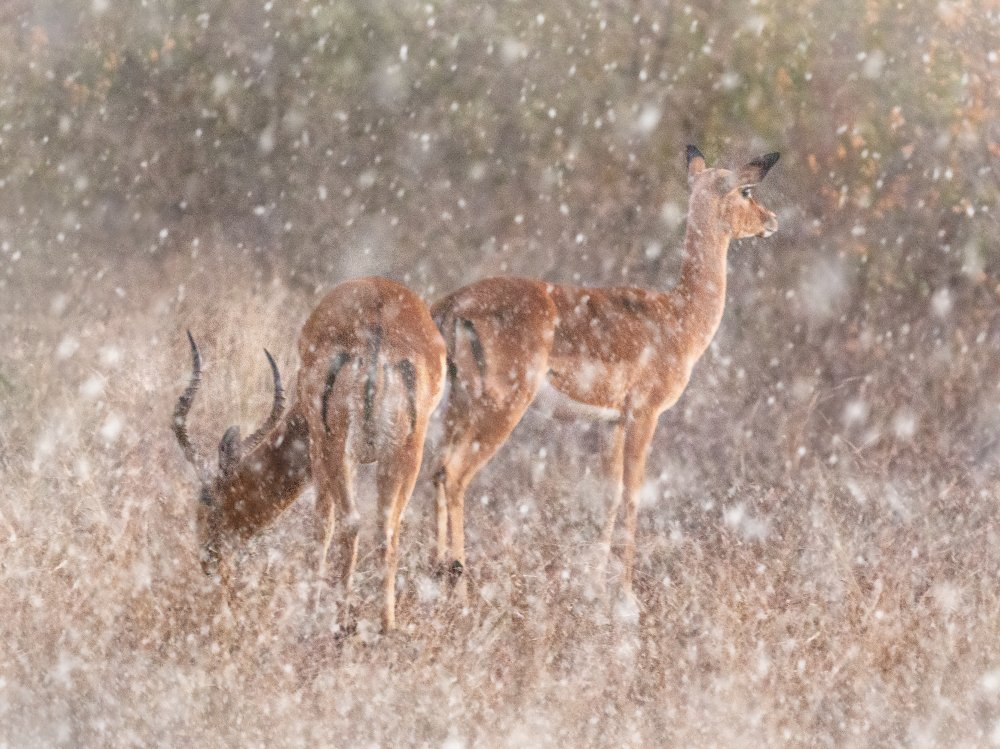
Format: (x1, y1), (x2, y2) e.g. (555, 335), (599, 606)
(738, 152), (780, 188)
(686, 145), (706, 183)
(218, 425), (242, 475)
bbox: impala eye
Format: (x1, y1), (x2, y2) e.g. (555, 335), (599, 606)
(740, 187), (752, 199)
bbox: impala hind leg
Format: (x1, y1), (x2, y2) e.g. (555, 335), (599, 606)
(332, 460), (360, 613)
(431, 294), (556, 594)
(432, 394), (539, 598)
(310, 482), (335, 614)
(210, 554), (238, 630)
(596, 419), (627, 596)
(308, 425), (358, 625)
(376, 429), (426, 632)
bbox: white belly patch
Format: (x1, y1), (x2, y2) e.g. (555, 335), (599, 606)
(533, 380), (622, 422)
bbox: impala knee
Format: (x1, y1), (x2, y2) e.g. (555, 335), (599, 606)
(435, 465), (470, 502)
(342, 511), (361, 534)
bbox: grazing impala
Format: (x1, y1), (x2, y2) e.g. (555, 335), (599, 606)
(173, 277), (447, 631)
(430, 146), (780, 599)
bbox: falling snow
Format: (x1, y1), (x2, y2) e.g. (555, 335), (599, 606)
(2, 1), (1000, 747)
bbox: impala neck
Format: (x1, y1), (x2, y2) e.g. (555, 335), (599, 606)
(670, 202), (732, 357)
(220, 403), (311, 543)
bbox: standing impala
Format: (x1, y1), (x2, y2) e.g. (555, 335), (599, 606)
(173, 277), (446, 631)
(430, 146), (780, 599)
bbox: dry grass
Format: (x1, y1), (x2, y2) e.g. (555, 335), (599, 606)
(2, 257), (999, 748)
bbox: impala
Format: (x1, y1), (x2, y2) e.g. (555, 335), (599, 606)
(430, 146), (780, 600)
(173, 277), (447, 631)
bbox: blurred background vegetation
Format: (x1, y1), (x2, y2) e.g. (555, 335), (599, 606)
(2, 0), (999, 472)
(3, 4), (1000, 744)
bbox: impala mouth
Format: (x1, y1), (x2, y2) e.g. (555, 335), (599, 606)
(759, 216), (779, 238)
(200, 545), (220, 576)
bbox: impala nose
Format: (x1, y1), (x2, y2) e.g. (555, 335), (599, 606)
(760, 212), (778, 238)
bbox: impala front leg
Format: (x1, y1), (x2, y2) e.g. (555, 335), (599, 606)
(618, 410), (659, 599)
(596, 418), (626, 597)
(432, 465), (449, 569)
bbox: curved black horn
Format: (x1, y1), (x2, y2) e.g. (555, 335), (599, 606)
(172, 331), (205, 468)
(241, 349), (285, 454)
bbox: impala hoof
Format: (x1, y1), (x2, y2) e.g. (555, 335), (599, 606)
(332, 619), (358, 643)
(434, 559), (465, 579)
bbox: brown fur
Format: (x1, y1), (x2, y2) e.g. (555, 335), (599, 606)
(175, 277), (446, 632)
(295, 277), (446, 631)
(430, 148), (779, 598)
(197, 406), (311, 566)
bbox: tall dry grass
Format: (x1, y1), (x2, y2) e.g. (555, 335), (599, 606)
(2, 252), (999, 748)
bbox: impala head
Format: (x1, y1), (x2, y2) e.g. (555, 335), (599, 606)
(172, 331), (286, 575)
(686, 145), (780, 240)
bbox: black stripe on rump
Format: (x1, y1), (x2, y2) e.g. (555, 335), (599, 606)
(459, 318), (487, 380)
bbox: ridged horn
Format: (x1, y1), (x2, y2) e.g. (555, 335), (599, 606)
(172, 331), (205, 469)
(240, 349), (285, 454)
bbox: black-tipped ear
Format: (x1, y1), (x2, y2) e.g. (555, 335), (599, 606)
(739, 152), (780, 187)
(686, 145), (706, 182)
(218, 425), (242, 475)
